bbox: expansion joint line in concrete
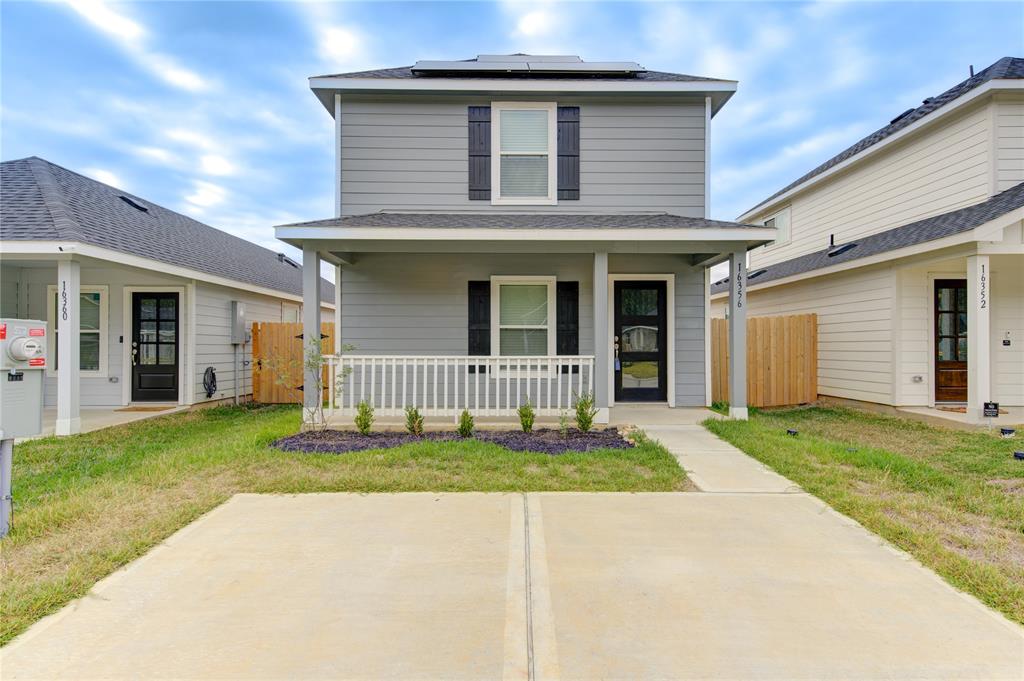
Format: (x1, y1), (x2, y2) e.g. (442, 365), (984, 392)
(522, 494), (536, 680)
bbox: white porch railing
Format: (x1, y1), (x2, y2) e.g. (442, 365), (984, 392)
(325, 355), (595, 417)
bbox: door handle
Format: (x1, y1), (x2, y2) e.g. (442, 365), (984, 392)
(131, 347), (138, 366)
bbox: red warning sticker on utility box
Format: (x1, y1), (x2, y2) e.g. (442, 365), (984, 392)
(0, 324), (6, 340)
(29, 358), (46, 367)
(29, 328), (45, 337)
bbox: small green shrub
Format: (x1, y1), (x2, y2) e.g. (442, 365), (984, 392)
(457, 409), (475, 438)
(574, 391), (598, 433)
(558, 410), (571, 438)
(405, 406), (424, 436)
(354, 400), (374, 435)
(517, 401), (535, 433)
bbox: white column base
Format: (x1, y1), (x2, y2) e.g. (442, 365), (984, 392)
(728, 406), (749, 420)
(595, 407), (610, 424)
(55, 417), (82, 436)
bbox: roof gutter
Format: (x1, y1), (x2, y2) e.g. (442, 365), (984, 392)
(737, 79), (1024, 222)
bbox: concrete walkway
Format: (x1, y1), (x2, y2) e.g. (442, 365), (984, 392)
(4, 430), (1023, 679)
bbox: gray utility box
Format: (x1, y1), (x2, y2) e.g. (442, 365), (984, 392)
(230, 301), (247, 345)
(0, 319), (48, 439)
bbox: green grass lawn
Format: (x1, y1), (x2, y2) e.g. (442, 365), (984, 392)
(0, 404), (686, 645)
(705, 406), (1024, 626)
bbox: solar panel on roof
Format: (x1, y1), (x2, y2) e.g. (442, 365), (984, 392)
(412, 56), (646, 76)
(478, 54), (583, 63)
(526, 61), (643, 73)
(412, 60), (529, 73)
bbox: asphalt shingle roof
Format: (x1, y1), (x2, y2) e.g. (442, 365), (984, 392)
(1, 157), (333, 302)
(711, 181), (1024, 295)
(743, 57), (1024, 218)
(278, 212), (762, 231)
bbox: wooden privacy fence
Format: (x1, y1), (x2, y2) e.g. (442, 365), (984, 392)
(711, 314), (818, 408)
(252, 322), (335, 404)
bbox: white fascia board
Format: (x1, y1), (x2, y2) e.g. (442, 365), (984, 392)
(309, 76), (737, 95)
(274, 226), (776, 243)
(708, 211), (1024, 299)
(1, 240), (335, 309)
(738, 79), (1024, 222)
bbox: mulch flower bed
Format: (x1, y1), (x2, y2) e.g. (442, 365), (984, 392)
(273, 428), (634, 455)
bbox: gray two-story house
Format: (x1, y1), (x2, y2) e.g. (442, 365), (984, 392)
(275, 55), (774, 425)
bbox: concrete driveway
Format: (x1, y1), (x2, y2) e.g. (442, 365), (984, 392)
(4, 434), (1023, 679)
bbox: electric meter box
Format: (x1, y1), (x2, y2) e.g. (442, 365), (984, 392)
(0, 319), (48, 439)
(230, 301), (247, 345)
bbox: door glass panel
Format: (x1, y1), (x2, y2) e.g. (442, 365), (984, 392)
(957, 337), (968, 360)
(139, 321), (157, 343)
(621, 361), (659, 389)
(937, 338), (954, 361)
(937, 288), (953, 311)
(499, 328), (547, 355)
(938, 313), (954, 336)
(138, 344), (157, 365)
(957, 313), (967, 336)
(157, 344), (176, 365)
(159, 297), (176, 318)
(158, 322), (176, 342)
(139, 299), (157, 320)
(621, 324), (659, 352)
(956, 287), (966, 310)
(621, 289), (658, 316)
(80, 334), (100, 371)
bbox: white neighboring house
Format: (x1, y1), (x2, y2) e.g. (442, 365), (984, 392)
(711, 57), (1024, 423)
(0, 157), (334, 435)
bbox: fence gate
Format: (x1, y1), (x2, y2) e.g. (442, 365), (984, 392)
(251, 322), (335, 404)
(711, 314), (817, 408)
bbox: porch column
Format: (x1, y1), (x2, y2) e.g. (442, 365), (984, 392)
(55, 259), (81, 435)
(967, 254), (991, 422)
(333, 264), (343, 355)
(593, 251), (610, 423)
(728, 249), (748, 420)
(302, 245), (323, 426)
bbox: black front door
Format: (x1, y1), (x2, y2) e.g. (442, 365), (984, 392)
(131, 292), (179, 401)
(614, 281), (668, 402)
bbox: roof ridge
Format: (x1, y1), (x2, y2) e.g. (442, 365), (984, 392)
(26, 157), (83, 241)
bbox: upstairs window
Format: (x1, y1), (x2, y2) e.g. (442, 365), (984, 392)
(491, 102), (557, 205)
(763, 206), (791, 247)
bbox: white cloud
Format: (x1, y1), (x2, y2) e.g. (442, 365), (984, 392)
(132, 146), (177, 164)
(516, 9), (554, 38)
(83, 167), (123, 188)
(63, 0), (211, 92)
(199, 154), (236, 176)
(184, 180), (227, 208)
(164, 128), (217, 151)
(317, 25), (363, 65)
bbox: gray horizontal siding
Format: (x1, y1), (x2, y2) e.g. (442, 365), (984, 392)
(339, 97), (706, 216)
(338, 252), (707, 407)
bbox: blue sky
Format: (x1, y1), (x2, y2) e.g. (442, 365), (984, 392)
(2, 1), (1022, 278)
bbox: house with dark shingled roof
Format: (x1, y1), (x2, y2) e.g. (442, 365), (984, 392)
(275, 54), (776, 426)
(0, 157), (334, 436)
(711, 56), (1024, 424)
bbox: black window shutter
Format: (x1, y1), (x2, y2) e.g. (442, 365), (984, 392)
(556, 282), (579, 372)
(468, 107), (491, 200)
(557, 106), (580, 200)
(468, 281), (490, 374)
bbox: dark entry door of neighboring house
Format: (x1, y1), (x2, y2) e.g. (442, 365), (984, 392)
(934, 279), (968, 403)
(131, 292), (179, 402)
(614, 280), (668, 402)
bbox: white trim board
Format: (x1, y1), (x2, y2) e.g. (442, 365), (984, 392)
(310, 76), (737, 95)
(606, 274), (676, 408)
(121, 286), (188, 407)
(276, 226), (776, 243)
(2, 241), (335, 310)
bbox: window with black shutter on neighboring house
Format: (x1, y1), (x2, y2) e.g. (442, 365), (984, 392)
(467, 105), (579, 202)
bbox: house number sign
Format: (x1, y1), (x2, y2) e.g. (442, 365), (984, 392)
(60, 281), (69, 321)
(979, 262), (987, 310)
(734, 261), (745, 308)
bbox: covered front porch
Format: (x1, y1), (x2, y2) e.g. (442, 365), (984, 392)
(276, 214), (774, 428)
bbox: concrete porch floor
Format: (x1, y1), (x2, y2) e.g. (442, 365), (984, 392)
(896, 405), (1024, 430)
(31, 405), (187, 440)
